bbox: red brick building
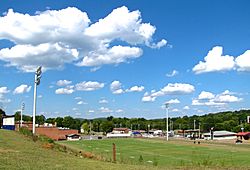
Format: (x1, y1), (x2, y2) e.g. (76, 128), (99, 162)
(15, 122), (78, 140)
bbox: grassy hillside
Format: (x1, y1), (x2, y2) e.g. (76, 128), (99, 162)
(59, 138), (250, 169)
(0, 130), (157, 170)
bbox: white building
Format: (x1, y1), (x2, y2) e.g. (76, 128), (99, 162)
(2, 115), (15, 130)
(204, 130), (236, 140)
(66, 134), (81, 141)
(107, 128), (132, 138)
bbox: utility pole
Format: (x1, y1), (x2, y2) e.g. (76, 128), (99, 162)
(194, 119), (196, 130)
(198, 122), (201, 139)
(32, 66), (42, 134)
(165, 103), (169, 141)
(169, 118), (171, 131)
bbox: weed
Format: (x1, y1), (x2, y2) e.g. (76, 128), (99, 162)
(153, 158), (158, 166)
(139, 155), (143, 162)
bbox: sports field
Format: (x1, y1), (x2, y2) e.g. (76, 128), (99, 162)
(59, 137), (250, 169)
(0, 130), (151, 170)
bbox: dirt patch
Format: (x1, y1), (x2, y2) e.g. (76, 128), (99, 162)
(42, 143), (54, 149)
(83, 151), (94, 158)
(0, 148), (19, 153)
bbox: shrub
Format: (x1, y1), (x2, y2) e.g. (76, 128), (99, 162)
(19, 127), (32, 136)
(32, 135), (38, 142)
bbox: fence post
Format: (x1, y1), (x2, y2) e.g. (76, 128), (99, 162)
(113, 143), (116, 162)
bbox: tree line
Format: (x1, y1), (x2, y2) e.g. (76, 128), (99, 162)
(3, 109), (250, 134)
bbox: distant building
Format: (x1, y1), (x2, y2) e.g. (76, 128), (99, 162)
(66, 134), (81, 141)
(2, 115), (15, 130)
(236, 132), (250, 140)
(112, 128), (129, 134)
(204, 130), (236, 140)
(107, 128), (131, 138)
(15, 121), (79, 140)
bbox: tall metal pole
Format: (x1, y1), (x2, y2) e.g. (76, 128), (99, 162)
(32, 74), (37, 134)
(165, 103), (169, 141)
(194, 119), (196, 130)
(198, 123), (201, 139)
(20, 102), (24, 127)
(32, 66), (42, 135)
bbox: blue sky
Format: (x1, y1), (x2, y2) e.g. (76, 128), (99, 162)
(0, 0), (249, 119)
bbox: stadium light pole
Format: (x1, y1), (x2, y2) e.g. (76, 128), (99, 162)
(32, 66), (42, 134)
(165, 103), (169, 141)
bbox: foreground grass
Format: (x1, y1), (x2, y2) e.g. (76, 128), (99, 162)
(0, 130), (157, 170)
(59, 137), (250, 169)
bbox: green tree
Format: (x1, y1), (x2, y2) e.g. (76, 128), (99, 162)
(69, 118), (82, 130)
(15, 111), (21, 121)
(107, 116), (114, 121)
(0, 108), (6, 127)
(35, 115), (46, 125)
(23, 115), (32, 122)
(46, 118), (55, 124)
(92, 120), (101, 132)
(62, 116), (74, 128)
(101, 121), (113, 134)
(81, 122), (89, 134)
(55, 117), (63, 127)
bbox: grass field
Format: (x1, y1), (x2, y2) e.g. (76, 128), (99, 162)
(0, 130), (156, 170)
(59, 137), (250, 169)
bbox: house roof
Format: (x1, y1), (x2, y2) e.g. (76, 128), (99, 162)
(66, 134), (80, 137)
(236, 132), (250, 136)
(113, 128), (128, 131)
(3, 115), (15, 118)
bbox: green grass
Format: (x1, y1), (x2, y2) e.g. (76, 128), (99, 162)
(0, 130), (157, 170)
(59, 137), (250, 169)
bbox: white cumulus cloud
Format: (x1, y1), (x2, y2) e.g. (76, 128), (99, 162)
(161, 83), (195, 95)
(235, 50), (250, 71)
(193, 46), (250, 74)
(0, 86), (10, 94)
(110, 80), (124, 94)
(198, 91), (215, 100)
(99, 99), (108, 104)
(56, 80), (72, 86)
(142, 83), (195, 102)
(214, 94), (242, 103)
(55, 86), (74, 94)
(142, 92), (156, 102)
(13, 84), (31, 94)
(193, 46), (235, 74)
(166, 70), (178, 77)
(172, 109), (179, 112)
(99, 107), (113, 113)
(75, 81), (104, 91)
(0, 86), (10, 104)
(74, 96), (82, 100)
(0, 43), (79, 72)
(115, 109), (124, 113)
(0, 6), (166, 72)
(77, 101), (87, 105)
(126, 85), (144, 92)
(78, 45), (143, 67)
(166, 99), (180, 104)
(192, 90), (242, 106)
(110, 81), (144, 94)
